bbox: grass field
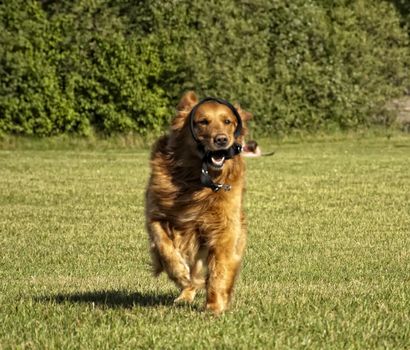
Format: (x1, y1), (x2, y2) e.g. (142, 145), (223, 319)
(1, 135), (410, 349)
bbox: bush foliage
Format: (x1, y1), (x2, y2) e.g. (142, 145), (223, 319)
(0, 0), (409, 136)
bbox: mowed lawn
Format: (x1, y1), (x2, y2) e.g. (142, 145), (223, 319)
(1, 136), (410, 349)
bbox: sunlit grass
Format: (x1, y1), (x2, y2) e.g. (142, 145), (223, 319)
(1, 136), (409, 349)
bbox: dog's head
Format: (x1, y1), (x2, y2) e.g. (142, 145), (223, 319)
(171, 91), (252, 170)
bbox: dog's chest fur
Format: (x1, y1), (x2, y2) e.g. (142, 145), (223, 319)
(146, 135), (244, 232)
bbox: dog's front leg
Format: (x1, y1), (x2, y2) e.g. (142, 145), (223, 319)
(205, 228), (243, 314)
(148, 221), (191, 290)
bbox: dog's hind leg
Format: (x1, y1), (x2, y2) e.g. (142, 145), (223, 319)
(147, 221), (191, 289)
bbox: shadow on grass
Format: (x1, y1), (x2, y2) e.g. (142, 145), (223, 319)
(36, 290), (186, 309)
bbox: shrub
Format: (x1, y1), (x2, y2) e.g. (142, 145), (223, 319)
(0, 1), (84, 135)
(0, 0), (168, 136)
(390, 0), (410, 33)
(0, 0), (409, 136)
(264, 0), (409, 133)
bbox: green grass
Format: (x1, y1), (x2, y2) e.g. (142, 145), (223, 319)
(1, 136), (410, 349)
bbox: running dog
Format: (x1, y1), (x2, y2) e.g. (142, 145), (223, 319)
(145, 91), (251, 314)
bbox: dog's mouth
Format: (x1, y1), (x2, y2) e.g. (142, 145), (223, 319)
(206, 151), (226, 170)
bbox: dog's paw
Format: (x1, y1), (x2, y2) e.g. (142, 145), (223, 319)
(205, 301), (226, 315)
(174, 287), (197, 304)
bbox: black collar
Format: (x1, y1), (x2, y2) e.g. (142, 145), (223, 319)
(188, 97), (243, 192)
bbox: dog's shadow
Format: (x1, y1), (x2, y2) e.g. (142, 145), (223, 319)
(37, 290), (194, 309)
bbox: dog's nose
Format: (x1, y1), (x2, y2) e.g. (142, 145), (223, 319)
(214, 134), (228, 147)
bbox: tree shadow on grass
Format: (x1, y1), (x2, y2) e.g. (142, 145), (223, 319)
(36, 290), (190, 309)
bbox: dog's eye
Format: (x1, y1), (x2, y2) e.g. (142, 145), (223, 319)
(224, 119), (232, 125)
(198, 119), (209, 126)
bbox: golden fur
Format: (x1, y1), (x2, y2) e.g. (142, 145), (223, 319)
(145, 91), (250, 314)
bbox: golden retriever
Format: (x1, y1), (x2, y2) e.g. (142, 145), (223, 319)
(145, 91), (250, 314)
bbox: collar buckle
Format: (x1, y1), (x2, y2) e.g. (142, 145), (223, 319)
(200, 162), (232, 192)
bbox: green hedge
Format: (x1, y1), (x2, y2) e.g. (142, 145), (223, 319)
(0, 0), (409, 136)
(391, 0), (410, 32)
(0, 0), (169, 136)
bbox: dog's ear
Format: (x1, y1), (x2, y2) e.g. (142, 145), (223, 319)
(171, 91), (199, 131)
(234, 103), (253, 136)
(234, 103), (253, 122)
(177, 91), (198, 112)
